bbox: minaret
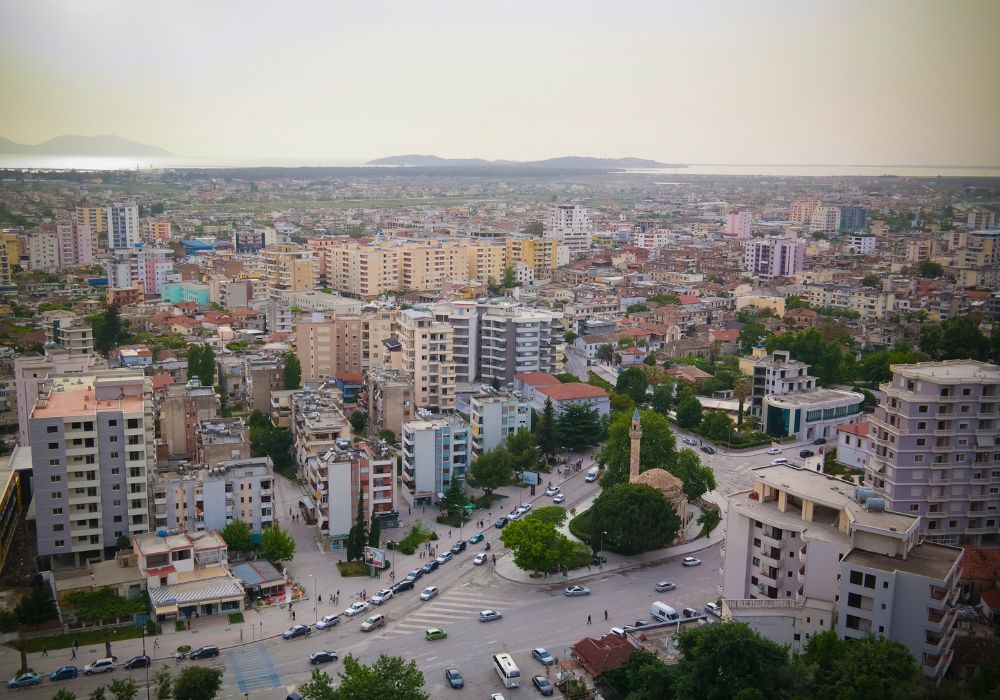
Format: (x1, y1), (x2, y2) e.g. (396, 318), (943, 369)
(629, 407), (642, 483)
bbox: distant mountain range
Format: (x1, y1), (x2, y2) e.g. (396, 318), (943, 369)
(367, 154), (682, 169)
(0, 135), (171, 157)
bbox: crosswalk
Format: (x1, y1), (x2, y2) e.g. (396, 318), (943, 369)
(228, 645), (281, 693)
(377, 583), (510, 639)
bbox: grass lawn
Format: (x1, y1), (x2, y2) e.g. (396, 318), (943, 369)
(11, 625), (153, 653)
(337, 560), (391, 577)
(228, 612), (244, 624)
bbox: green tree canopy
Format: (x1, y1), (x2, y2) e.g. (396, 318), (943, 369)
(598, 409), (678, 488)
(249, 420), (293, 470)
(346, 497), (367, 563)
(534, 398), (559, 458)
(596, 343), (615, 363)
(500, 515), (575, 574)
(650, 380), (675, 414)
(616, 367), (649, 404)
(858, 344), (925, 385)
(675, 394), (703, 430)
(556, 403), (605, 450)
(861, 273), (882, 288)
(563, 330), (578, 344)
(610, 392), (635, 416)
(171, 667), (223, 700)
(601, 650), (674, 700)
(502, 266), (516, 288)
(64, 587), (146, 657)
(467, 447), (514, 495)
(587, 484), (680, 554)
(152, 668), (173, 700)
(795, 631), (925, 700)
(52, 690), (77, 700)
(283, 352), (302, 390)
(738, 321), (771, 354)
(89, 305), (131, 356)
(765, 329), (852, 386)
(673, 449), (717, 502)
(438, 479), (467, 517)
(506, 428), (539, 474)
(348, 410), (368, 434)
(307, 653), (429, 700)
(260, 525), (295, 567)
(919, 260), (943, 278)
(108, 678), (138, 700)
(919, 314), (992, 362)
(15, 585), (58, 627)
(626, 303), (649, 314)
(649, 293), (681, 305)
(220, 519), (253, 553)
(699, 411), (733, 442)
(526, 506), (567, 528)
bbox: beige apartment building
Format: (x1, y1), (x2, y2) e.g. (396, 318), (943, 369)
(395, 309), (455, 412)
(506, 237), (559, 270)
(260, 245), (319, 300)
(465, 241), (506, 283)
(294, 308), (396, 383)
(76, 206), (107, 253)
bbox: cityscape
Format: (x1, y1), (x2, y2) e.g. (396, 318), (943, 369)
(0, 2), (999, 700)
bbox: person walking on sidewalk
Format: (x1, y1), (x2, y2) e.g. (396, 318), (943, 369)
(70, 648), (76, 660)
(41, 648), (48, 657)
(586, 615), (592, 625)
(604, 610), (608, 621)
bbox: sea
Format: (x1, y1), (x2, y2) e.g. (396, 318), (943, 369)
(1, 155), (999, 178)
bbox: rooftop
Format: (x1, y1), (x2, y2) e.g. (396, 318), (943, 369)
(889, 360), (1000, 383)
(133, 529), (227, 556)
(536, 382), (609, 401)
(836, 421), (870, 437)
(766, 388), (864, 408)
(514, 371), (561, 386)
(32, 375), (146, 419)
(843, 542), (963, 582)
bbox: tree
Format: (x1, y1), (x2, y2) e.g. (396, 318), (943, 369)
(919, 260), (943, 278)
(89, 689), (106, 700)
(490, 375), (501, 390)
(525, 221), (544, 236)
(598, 409), (677, 489)
(610, 392), (635, 415)
(733, 377), (751, 429)
(90, 305), (130, 356)
(506, 428), (539, 474)
(596, 343), (615, 363)
(796, 631), (924, 700)
(587, 484), (680, 554)
(861, 273), (881, 288)
(534, 398), (558, 459)
(467, 447), (514, 496)
(650, 380), (675, 414)
(673, 621), (792, 700)
(220, 519), (253, 554)
(675, 394), (703, 430)
(526, 506), (567, 528)
(346, 497), (367, 563)
(601, 650), (674, 700)
(616, 367), (649, 404)
(626, 303), (649, 314)
(249, 419), (293, 471)
(858, 345), (923, 385)
(152, 668), (173, 700)
(185, 345), (216, 388)
(699, 411), (733, 442)
(438, 479), (467, 517)
(171, 667), (223, 700)
(766, 329), (851, 386)
(557, 403), (605, 450)
(673, 449), (717, 502)
(738, 321), (771, 354)
(697, 507), (721, 536)
(52, 690), (77, 700)
(785, 294), (809, 310)
(367, 516), (381, 548)
(259, 525), (295, 567)
(348, 410), (368, 434)
(332, 653), (429, 700)
(299, 668), (337, 700)
(64, 587), (147, 659)
(108, 678), (138, 700)
(502, 266), (516, 288)
(649, 293), (680, 305)
(283, 352), (302, 390)
(500, 516), (575, 574)
(13, 583), (58, 672)
(563, 330), (578, 344)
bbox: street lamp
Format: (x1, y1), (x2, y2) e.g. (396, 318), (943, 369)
(598, 531), (607, 570)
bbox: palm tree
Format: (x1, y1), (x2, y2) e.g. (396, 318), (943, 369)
(733, 377), (751, 430)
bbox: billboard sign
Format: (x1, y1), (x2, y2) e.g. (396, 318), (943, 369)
(364, 546), (387, 569)
(522, 470), (540, 486)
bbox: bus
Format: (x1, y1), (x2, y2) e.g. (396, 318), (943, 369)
(492, 653), (521, 688)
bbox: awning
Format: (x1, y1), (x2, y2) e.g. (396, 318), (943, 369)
(976, 434), (995, 448)
(155, 604), (178, 615)
(299, 496), (316, 509)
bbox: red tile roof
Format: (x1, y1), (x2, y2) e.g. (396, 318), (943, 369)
(337, 372), (364, 383)
(150, 374), (175, 391)
(709, 329), (739, 342)
(677, 294), (701, 305)
(515, 372), (561, 386)
(571, 634), (634, 678)
(537, 383), (609, 401)
(961, 548), (1000, 581)
(836, 421), (870, 437)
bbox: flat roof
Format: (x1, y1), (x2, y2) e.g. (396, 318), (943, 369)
(843, 542), (962, 582)
(767, 388), (863, 408)
(134, 529), (227, 555)
(890, 360), (1000, 383)
(32, 381), (145, 419)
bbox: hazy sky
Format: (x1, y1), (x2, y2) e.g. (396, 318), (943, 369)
(1, 0), (998, 164)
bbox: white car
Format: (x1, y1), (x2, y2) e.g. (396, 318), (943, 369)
(369, 588), (393, 605)
(473, 553), (487, 566)
(507, 510), (522, 520)
(766, 447), (782, 455)
(682, 556), (702, 567)
(553, 494), (566, 504)
(83, 658), (116, 675)
(545, 486), (560, 496)
(343, 601), (369, 617)
(315, 614), (341, 630)
(564, 585), (590, 597)
(436, 551), (453, 564)
(655, 581), (676, 592)
(420, 586), (439, 601)
(770, 458), (788, 465)
(520, 503), (532, 513)
(682, 437), (697, 446)
(704, 602), (722, 617)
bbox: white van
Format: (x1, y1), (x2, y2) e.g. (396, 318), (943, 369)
(650, 601), (679, 622)
(585, 467), (599, 482)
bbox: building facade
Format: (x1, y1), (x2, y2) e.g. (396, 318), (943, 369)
(469, 391), (531, 456)
(743, 237), (805, 280)
(401, 416), (470, 506)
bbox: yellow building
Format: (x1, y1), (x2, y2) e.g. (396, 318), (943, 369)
(142, 219), (172, 242)
(506, 237), (559, 270)
(0, 450), (26, 574)
(260, 245), (319, 300)
(0, 231), (24, 265)
(76, 206), (107, 253)
(464, 241), (507, 283)
(396, 308), (455, 412)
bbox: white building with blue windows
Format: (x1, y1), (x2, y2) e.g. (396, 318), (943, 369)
(763, 387), (865, 443)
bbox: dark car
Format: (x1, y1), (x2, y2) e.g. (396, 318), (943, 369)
(445, 668), (464, 689)
(392, 578), (415, 593)
(124, 655), (151, 670)
(422, 559), (440, 574)
(189, 646), (219, 660)
(283, 624), (312, 640)
(533, 675), (555, 696)
(813, 437), (827, 445)
(700, 445), (716, 454)
(405, 568), (424, 582)
(799, 449), (815, 458)
(309, 651), (339, 665)
(495, 516), (508, 529)
(450, 540), (467, 554)
(50, 666), (78, 682)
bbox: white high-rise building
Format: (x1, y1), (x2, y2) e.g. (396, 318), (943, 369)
(106, 203), (140, 252)
(810, 205), (842, 233)
(546, 204), (592, 254)
(743, 237), (805, 280)
(725, 210), (753, 238)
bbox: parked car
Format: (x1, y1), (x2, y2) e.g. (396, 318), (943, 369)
(450, 540), (467, 554)
(682, 437), (697, 446)
(520, 503), (533, 513)
(343, 601), (369, 617)
(436, 551), (453, 564)
(682, 556), (701, 567)
(316, 614), (341, 630)
(771, 458), (788, 465)
(479, 609), (503, 622)
(507, 510), (521, 521)
(494, 517), (509, 529)
(813, 437), (827, 445)
(50, 666), (78, 682)
(369, 589), (393, 605)
(553, 494), (566, 504)
(682, 607), (699, 618)
(766, 447), (782, 455)
(360, 614), (385, 632)
(468, 532), (485, 544)
(445, 668), (464, 689)
(565, 585), (590, 597)
(544, 486), (560, 496)
(473, 552), (487, 566)
(283, 624), (312, 640)
(799, 449), (815, 458)
(425, 627), (448, 641)
(422, 560), (440, 574)
(7, 673), (42, 688)
(420, 586), (439, 601)
(532, 648), (555, 665)
(655, 580), (676, 592)
(406, 568), (424, 582)
(83, 658), (116, 675)
(124, 655), (151, 670)
(188, 646), (219, 660)
(532, 675), (554, 696)
(700, 445), (716, 454)
(309, 651), (339, 665)
(704, 602), (722, 617)
(391, 579), (415, 593)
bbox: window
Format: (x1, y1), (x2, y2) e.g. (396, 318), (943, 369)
(914, 455), (924, 463)
(847, 592), (862, 608)
(850, 570), (863, 585)
(51, 492), (62, 499)
(50, 475), (61, 483)
(108, 420), (117, 426)
(917, 421), (927, 430)
(109, 436), (118, 443)
(916, 438), (926, 446)
(864, 574), (876, 589)
(911, 504), (920, 511)
(48, 442), (58, 449)
(54, 540), (64, 547)
(52, 508), (62, 515)
(114, 515), (123, 523)
(47, 425), (58, 433)
(918, 405), (929, 413)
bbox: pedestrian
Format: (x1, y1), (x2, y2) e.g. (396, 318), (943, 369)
(449, 530), (452, 538)
(70, 648), (76, 660)
(408, 506), (411, 515)
(604, 610), (608, 621)
(318, 594), (322, 603)
(72, 639), (78, 651)
(289, 506), (292, 516)
(41, 647), (48, 657)
(154, 638), (160, 650)
(422, 505), (426, 513)
(587, 615), (592, 625)
(292, 610), (296, 621)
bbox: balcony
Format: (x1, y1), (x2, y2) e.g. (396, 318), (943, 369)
(760, 533), (786, 550)
(759, 551), (780, 568)
(797, 567), (806, 584)
(757, 572), (779, 588)
(798, 546), (807, 563)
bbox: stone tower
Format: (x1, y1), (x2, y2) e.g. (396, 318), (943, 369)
(629, 407), (642, 482)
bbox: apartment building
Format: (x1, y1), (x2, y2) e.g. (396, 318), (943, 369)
(725, 210), (753, 238)
(546, 204), (592, 254)
(505, 237), (559, 271)
(401, 415), (470, 506)
(799, 284), (895, 321)
(158, 379), (220, 459)
(401, 241), (464, 292)
(478, 302), (559, 386)
(27, 227), (60, 271)
(290, 383), (351, 467)
(107, 203), (140, 252)
(107, 246), (175, 296)
(295, 311), (363, 383)
(789, 197), (820, 224)
(142, 218), (172, 243)
(56, 220), (95, 267)
(847, 235), (877, 255)
(865, 360), (1000, 547)
(967, 210), (996, 230)
(465, 241), (506, 283)
(76, 206), (107, 253)
(762, 388), (865, 443)
(326, 243), (400, 298)
(14, 348), (107, 445)
(0, 236), (12, 291)
(234, 227), (276, 253)
(152, 457), (274, 534)
(396, 309), (455, 412)
(809, 205), (842, 233)
(30, 370), (156, 569)
(839, 206), (868, 231)
(196, 417), (251, 467)
(260, 245), (319, 300)
(302, 441), (394, 547)
(739, 348), (817, 423)
(470, 391), (531, 456)
(429, 301), (479, 383)
(743, 237), (805, 280)
(722, 464), (963, 679)
(365, 368), (415, 438)
(245, 355), (282, 414)
(39, 310), (95, 356)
